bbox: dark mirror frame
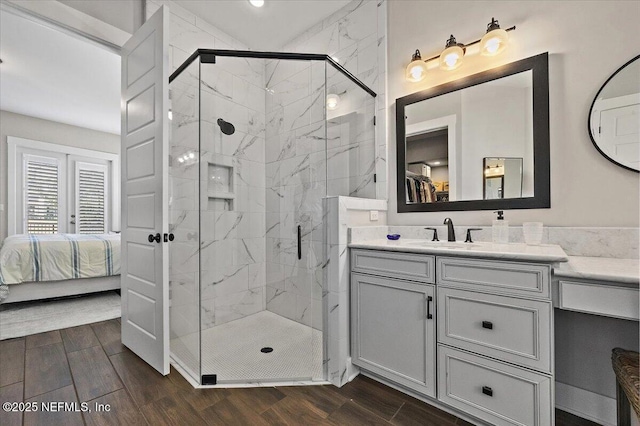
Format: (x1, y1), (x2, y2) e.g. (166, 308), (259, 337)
(396, 52), (550, 213)
(587, 54), (640, 173)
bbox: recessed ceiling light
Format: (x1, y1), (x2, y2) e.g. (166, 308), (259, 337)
(249, 0), (264, 7)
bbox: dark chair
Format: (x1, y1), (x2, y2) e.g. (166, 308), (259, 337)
(612, 348), (640, 426)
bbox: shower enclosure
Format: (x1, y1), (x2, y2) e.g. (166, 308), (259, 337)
(168, 50), (376, 385)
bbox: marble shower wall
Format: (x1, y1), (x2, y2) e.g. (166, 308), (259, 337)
(277, 0), (387, 199)
(264, 60), (326, 330)
(150, 0), (386, 339)
(325, 196), (388, 387)
(263, 0), (384, 327)
(148, 1), (267, 330)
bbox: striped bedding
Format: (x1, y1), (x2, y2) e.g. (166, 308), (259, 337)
(0, 233), (120, 286)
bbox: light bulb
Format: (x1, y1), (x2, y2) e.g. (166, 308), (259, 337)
(327, 93), (340, 110)
(439, 36), (464, 70)
(249, 0), (264, 7)
(480, 18), (509, 56)
(405, 49), (428, 82)
(444, 52), (461, 68)
(178, 157), (185, 163)
(484, 37), (502, 54)
(189, 152), (195, 159)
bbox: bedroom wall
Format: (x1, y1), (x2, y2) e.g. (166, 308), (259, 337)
(0, 110), (120, 242)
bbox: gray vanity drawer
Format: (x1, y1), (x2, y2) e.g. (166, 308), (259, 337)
(438, 288), (552, 373)
(352, 249), (435, 283)
(438, 346), (552, 426)
(437, 257), (550, 299)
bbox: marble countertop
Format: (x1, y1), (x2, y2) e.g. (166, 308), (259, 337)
(348, 239), (569, 262)
(554, 256), (640, 285)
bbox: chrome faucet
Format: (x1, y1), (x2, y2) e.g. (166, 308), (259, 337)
(444, 217), (455, 242)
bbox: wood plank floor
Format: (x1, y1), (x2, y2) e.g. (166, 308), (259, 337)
(0, 318), (602, 426)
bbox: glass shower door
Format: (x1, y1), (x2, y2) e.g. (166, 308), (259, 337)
(196, 56), (325, 384)
(168, 59), (201, 383)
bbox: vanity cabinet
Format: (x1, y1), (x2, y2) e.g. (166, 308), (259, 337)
(350, 248), (556, 426)
(350, 272), (436, 397)
(436, 256), (554, 426)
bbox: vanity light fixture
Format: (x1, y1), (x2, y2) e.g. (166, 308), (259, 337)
(439, 35), (465, 70)
(406, 18), (515, 81)
(326, 93), (340, 110)
(249, 0), (264, 7)
(405, 49), (429, 82)
(480, 18), (509, 56)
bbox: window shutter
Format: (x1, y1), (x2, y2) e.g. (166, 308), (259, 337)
(76, 165), (107, 234)
(25, 160), (59, 234)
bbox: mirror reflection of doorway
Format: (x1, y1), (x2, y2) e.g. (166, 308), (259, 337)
(484, 176), (504, 199)
(406, 127), (449, 203)
(483, 157), (523, 200)
(405, 114), (457, 202)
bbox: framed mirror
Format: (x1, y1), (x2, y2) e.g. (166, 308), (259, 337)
(588, 55), (640, 173)
(396, 53), (550, 212)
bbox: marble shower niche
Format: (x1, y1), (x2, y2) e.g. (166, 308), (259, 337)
(168, 49), (376, 386)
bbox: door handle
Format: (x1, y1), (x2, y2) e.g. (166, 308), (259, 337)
(164, 233), (175, 242)
(297, 225), (302, 260)
(482, 321), (493, 330)
(426, 296), (433, 319)
(148, 233), (161, 243)
(482, 386), (493, 397)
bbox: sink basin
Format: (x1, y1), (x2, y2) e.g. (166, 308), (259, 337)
(405, 240), (480, 250)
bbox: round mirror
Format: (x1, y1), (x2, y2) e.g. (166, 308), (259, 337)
(588, 55), (640, 172)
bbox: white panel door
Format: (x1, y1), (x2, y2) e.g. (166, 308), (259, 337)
(120, 6), (170, 375)
(600, 102), (640, 168)
(592, 93), (640, 170)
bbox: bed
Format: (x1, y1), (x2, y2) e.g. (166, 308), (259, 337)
(0, 233), (121, 304)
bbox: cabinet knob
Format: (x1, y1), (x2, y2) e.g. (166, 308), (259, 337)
(482, 386), (493, 397)
(482, 320), (493, 330)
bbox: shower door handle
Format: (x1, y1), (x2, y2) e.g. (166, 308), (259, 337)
(297, 225), (302, 260)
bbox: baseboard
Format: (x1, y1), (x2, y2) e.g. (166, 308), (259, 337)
(555, 381), (616, 426)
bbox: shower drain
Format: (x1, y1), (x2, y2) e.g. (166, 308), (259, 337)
(260, 347), (274, 353)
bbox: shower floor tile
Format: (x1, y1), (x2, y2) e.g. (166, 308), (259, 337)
(172, 311), (323, 383)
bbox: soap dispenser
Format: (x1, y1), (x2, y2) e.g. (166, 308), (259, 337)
(492, 210), (509, 244)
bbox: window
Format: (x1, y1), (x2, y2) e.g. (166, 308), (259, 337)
(24, 155), (61, 234)
(75, 162), (109, 234)
(8, 137), (120, 235)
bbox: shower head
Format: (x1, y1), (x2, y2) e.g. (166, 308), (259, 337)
(217, 118), (235, 136)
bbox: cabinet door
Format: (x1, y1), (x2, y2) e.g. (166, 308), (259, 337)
(351, 273), (436, 397)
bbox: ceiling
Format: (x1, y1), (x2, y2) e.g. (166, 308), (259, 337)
(177, 0), (352, 50)
(0, 11), (120, 134)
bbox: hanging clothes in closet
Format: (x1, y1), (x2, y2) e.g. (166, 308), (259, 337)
(406, 174), (437, 203)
